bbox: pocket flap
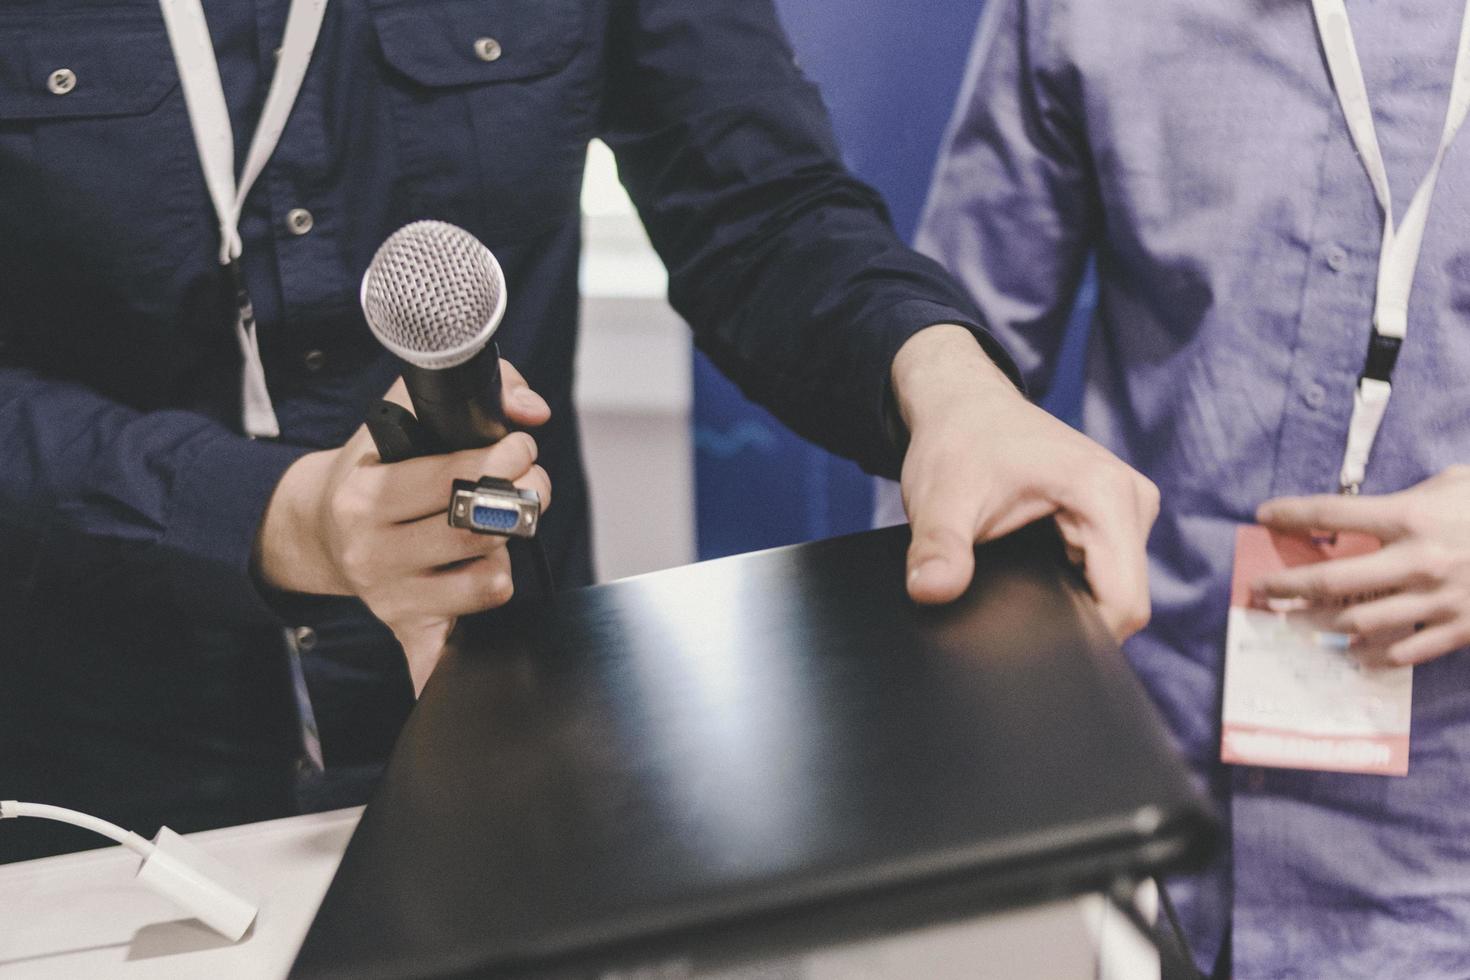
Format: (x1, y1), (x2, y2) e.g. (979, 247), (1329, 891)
(0, 16), (178, 120)
(370, 0), (583, 87)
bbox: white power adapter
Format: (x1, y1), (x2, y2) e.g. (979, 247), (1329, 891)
(2, 800), (260, 941)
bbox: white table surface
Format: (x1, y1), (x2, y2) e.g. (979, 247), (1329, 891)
(0, 808), (358, 979)
(0, 808), (1157, 979)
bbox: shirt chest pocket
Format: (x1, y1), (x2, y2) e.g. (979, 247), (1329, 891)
(369, 0), (594, 243)
(0, 15), (210, 381)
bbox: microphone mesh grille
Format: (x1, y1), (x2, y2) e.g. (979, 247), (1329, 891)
(361, 221), (504, 366)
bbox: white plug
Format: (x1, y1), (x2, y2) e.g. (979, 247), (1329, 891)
(134, 826), (260, 940)
(2, 801), (259, 941)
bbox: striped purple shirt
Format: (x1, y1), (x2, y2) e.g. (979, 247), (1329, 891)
(919, 0), (1470, 975)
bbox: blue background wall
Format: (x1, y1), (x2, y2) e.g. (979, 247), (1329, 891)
(692, 0), (1093, 561)
(693, 0), (987, 561)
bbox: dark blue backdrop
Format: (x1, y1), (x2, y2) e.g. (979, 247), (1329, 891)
(693, 0), (983, 560)
(692, 1), (1091, 560)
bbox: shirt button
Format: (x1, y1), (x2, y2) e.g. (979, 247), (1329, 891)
(46, 68), (76, 95)
(302, 349), (327, 373)
(292, 626), (318, 653)
(1326, 245), (1349, 271)
(286, 208), (314, 236)
(1303, 382), (1327, 409)
(474, 37), (503, 62)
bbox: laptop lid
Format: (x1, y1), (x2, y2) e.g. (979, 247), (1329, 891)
(293, 523), (1217, 979)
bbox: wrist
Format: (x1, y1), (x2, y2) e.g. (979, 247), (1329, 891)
(891, 324), (1024, 434)
(253, 450), (344, 595)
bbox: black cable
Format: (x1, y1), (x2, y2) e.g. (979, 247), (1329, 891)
(1105, 877), (1202, 980)
(1106, 877), (1160, 949)
(528, 537), (556, 598)
(1156, 876), (1199, 978)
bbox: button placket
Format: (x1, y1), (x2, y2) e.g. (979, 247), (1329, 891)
(1266, 120), (1376, 499)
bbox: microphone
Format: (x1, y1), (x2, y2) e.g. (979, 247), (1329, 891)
(359, 221), (547, 563)
(360, 220), (510, 457)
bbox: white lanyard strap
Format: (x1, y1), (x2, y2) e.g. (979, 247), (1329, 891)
(1311, 0), (1470, 491)
(158, 0), (328, 438)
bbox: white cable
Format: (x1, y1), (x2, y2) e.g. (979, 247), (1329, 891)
(2, 800), (259, 941)
(2, 800), (154, 856)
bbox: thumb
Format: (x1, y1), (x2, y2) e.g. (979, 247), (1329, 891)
(499, 359), (551, 427)
(905, 481), (982, 604)
(903, 462), (1059, 605)
(907, 523), (976, 605)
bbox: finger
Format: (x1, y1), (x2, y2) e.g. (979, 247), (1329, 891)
(393, 551), (517, 619)
(1055, 489), (1153, 641)
(1383, 619), (1470, 666)
(368, 464), (550, 576)
(1332, 590), (1446, 642)
(424, 551), (517, 616)
(1256, 493), (1407, 540)
(514, 463), (552, 514)
(369, 432), (541, 523)
(1255, 544), (1420, 602)
(499, 359), (551, 427)
(382, 513), (512, 573)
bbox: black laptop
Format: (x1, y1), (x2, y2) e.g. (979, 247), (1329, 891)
(292, 523), (1216, 979)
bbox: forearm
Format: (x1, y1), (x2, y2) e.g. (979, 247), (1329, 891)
(602, 0), (1020, 478)
(675, 178), (1019, 478)
(0, 367), (309, 627)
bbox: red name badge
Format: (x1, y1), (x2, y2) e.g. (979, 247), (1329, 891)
(1220, 525), (1412, 776)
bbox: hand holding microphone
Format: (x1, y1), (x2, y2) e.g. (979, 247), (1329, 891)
(254, 222), (551, 693)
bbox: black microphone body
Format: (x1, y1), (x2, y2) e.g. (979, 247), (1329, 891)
(402, 346), (509, 454)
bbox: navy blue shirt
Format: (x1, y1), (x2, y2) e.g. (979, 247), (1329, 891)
(0, 0), (1005, 859)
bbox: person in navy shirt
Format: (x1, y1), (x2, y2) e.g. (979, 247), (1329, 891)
(0, 0), (1157, 861)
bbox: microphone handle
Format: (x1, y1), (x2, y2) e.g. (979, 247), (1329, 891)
(402, 342), (510, 452)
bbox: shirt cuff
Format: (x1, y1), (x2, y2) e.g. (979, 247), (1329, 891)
(162, 432), (313, 628)
(864, 300), (1026, 473)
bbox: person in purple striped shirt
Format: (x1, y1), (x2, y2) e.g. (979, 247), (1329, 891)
(904, 0), (1470, 975)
